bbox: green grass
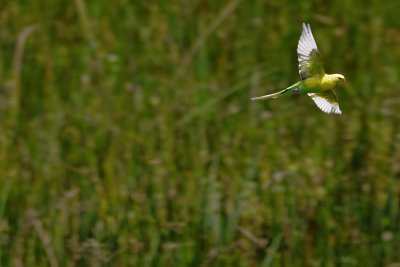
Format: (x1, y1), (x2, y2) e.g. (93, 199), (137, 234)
(0, 0), (400, 266)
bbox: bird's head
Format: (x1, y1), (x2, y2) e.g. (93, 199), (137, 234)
(333, 74), (345, 83)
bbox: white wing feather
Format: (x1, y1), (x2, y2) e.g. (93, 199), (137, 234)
(297, 23), (323, 80)
(297, 23), (318, 57)
(308, 93), (342, 115)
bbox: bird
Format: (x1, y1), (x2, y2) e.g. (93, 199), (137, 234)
(251, 23), (345, 114)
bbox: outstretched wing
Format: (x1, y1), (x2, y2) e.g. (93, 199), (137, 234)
(297, 23), (325, 80)
(308, 90), (342, 114)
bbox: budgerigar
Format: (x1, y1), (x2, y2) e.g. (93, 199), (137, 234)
(252, 23), (345, 114)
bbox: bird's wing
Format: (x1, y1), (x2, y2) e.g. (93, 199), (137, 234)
(308, 90), (342, 114)
(297, 23), (325, 80)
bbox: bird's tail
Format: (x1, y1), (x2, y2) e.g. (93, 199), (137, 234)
(251, 88), (290, 101)
(251, 83), (299, 101)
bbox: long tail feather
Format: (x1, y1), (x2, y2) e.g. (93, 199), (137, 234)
(251, 88), (290, 101)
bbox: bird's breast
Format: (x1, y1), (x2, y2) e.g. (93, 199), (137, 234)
(321, 74), (338, 90)
(303, 78), (321, 88)
(301, 78), (323, 93)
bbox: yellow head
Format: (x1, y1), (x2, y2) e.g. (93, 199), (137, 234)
(332, 74), (345, 82)
(321, 74), (345, 90)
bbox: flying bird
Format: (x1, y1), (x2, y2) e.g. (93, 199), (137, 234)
(252, 23), (345, 114)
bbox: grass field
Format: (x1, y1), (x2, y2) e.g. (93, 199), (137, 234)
(1, 0), (400, 266)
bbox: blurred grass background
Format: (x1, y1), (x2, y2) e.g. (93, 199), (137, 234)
(0, 0), (400, 266)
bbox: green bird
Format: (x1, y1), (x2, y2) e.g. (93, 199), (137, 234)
(252, 23), (345, 114)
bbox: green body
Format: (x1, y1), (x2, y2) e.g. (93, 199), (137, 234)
(283, 74), (344, 96)
(279, 81), (319, 97)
